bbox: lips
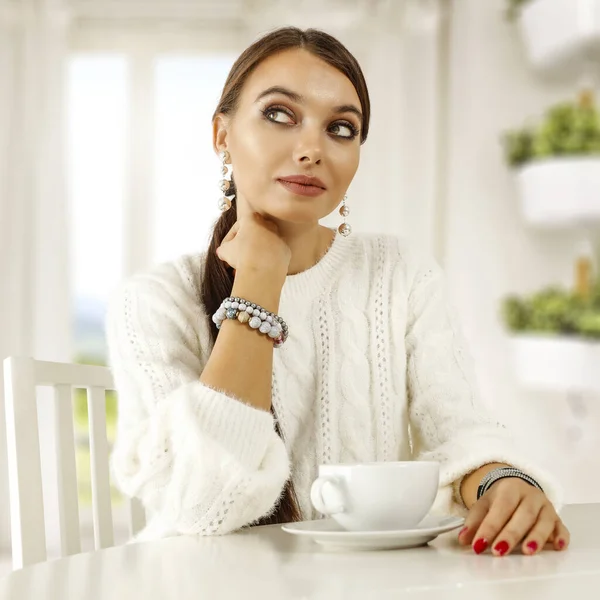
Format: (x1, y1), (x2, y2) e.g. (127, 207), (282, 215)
(277, 179), (326, 197)
(278, 175), (326, 190)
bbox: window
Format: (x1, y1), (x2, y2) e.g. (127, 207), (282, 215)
(68, 53), (236, 368)
(67, 50), (235, 531)
(154, 55), (235, 264)
(68, 54), (128, 365)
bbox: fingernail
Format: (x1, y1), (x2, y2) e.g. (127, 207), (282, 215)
(458, 526), (468, 538)
(473, 538), (488, 554)
(494, 540), (509, 556)
(526, 541), (538, 554)
(558, 539), (565, 550)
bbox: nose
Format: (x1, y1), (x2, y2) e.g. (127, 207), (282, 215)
(293, 126), (323, 165)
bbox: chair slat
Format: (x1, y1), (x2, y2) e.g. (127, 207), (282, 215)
(87, 386), (114, 549)
(35, 360), (115, 389)
(5, 356), (147, 566)
(52, 384), (81, 557)
(3, 357), (47, 569)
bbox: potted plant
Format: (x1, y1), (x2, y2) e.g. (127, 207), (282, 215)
(503, 91), (600, 227)
(510, 0), (600, 74)
(502, 266), (600, 392)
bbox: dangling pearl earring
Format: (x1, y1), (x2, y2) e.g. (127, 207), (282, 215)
(338, 194), (351, 237)
(217, 150), (235, 212)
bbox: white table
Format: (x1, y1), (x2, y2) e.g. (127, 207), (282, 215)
(0, 504), (598, 599)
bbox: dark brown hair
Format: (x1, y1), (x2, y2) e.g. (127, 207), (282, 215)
(201, 26), (371, 526)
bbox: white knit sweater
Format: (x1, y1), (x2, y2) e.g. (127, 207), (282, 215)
(106, 230), (562, 542)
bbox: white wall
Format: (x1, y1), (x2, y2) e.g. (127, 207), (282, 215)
(444, 0), (600, 504)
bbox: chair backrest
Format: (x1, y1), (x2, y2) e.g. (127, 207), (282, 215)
(3, 356), (145, 569)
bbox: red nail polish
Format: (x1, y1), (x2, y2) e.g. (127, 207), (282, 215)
(458, 526), (468, 538)
(494, 540), (510, 556)
(526, 541), (538, 554)
(558, 539), (565, 550)
(473, 538), (488, 554)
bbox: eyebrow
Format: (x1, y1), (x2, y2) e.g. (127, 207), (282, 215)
(255, 85), (363, 122)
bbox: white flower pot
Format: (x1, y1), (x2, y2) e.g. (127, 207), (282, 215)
(515, 158), (600, 227)
(519, 0), (600, 75)
(512, 334), (600, 392)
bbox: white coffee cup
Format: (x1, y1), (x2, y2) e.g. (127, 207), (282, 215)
(310, 461), (440, 531)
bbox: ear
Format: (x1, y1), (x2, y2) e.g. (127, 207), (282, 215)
(213, 113), (230, 156)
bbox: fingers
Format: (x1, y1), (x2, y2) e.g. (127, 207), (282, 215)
(460, 498), (569, 557)
(550, 518), (570, 552)
(217, 221), (240, 262)
(459, 491), (521, 553)
(215, 244), (228, 262)
(516, 504), (557, 555)
(483, 495), (543, 556)
(458, 494), (492, 547)
(458, 478), (569, 557)
(221, 220), (240, 244)
(473, 494), (528, 555)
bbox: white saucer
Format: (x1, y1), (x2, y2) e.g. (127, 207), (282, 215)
(281, 514), (464, 551)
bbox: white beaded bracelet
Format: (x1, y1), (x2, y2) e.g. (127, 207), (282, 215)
(211, 296), (289, 348)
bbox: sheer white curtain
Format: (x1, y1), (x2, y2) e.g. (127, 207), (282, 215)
(0, 0), (72, 549)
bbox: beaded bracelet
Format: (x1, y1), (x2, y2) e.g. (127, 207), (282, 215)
(477, 467), (543, 501)
(211, 297), (289, 348)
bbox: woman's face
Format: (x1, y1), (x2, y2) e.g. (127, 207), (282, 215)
(214, 48), (362, 226)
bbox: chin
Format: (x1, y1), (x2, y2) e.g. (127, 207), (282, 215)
(268, 210), (326, 225)
(266, 198), (334, 224)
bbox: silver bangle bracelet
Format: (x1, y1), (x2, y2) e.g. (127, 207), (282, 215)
(211, 296), (289, 348)
(477, 467), (543, 500)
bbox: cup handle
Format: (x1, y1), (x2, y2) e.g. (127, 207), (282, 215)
(310, 476), (346, 516)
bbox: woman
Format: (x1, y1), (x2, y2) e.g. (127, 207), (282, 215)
(106, 27), (570, 557)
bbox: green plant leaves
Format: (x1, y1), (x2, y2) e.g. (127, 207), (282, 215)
(502, 283), (600, 339)
(502, 100), (600, 167)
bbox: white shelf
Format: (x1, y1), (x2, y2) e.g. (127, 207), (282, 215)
(515, 158), (600, 227)
(512, 334), (600, 393)
(519, 0), (600, 78)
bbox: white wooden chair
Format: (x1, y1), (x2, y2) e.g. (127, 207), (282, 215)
(3, 356), (145, 569)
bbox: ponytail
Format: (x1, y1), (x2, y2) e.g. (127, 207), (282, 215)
(200, 180), (302, 526)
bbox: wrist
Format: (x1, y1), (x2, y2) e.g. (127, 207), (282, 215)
(235, 263), (288, 284)
(231, 270), (285, 315)
(476, 466), (544, 501)
(459, 463), (508, 509)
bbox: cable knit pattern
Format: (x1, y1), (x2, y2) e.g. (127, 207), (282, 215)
(106, 230), (563, 542)
(335, 240), (372, 466)
(373, 236), (394, 461)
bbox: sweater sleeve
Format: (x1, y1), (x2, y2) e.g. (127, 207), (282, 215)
(404, 253), (564, 517)
(105, 264), (290, 541)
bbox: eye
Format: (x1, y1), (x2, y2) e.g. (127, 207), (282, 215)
(330, 121), (359, 140)
(262, 106), (294, 125)
(262, 105), (359, 140)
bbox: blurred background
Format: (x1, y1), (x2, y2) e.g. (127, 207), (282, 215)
(1, 0), (600, 567)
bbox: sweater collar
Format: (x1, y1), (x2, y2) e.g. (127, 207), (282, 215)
(281, 228), (350, 300)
